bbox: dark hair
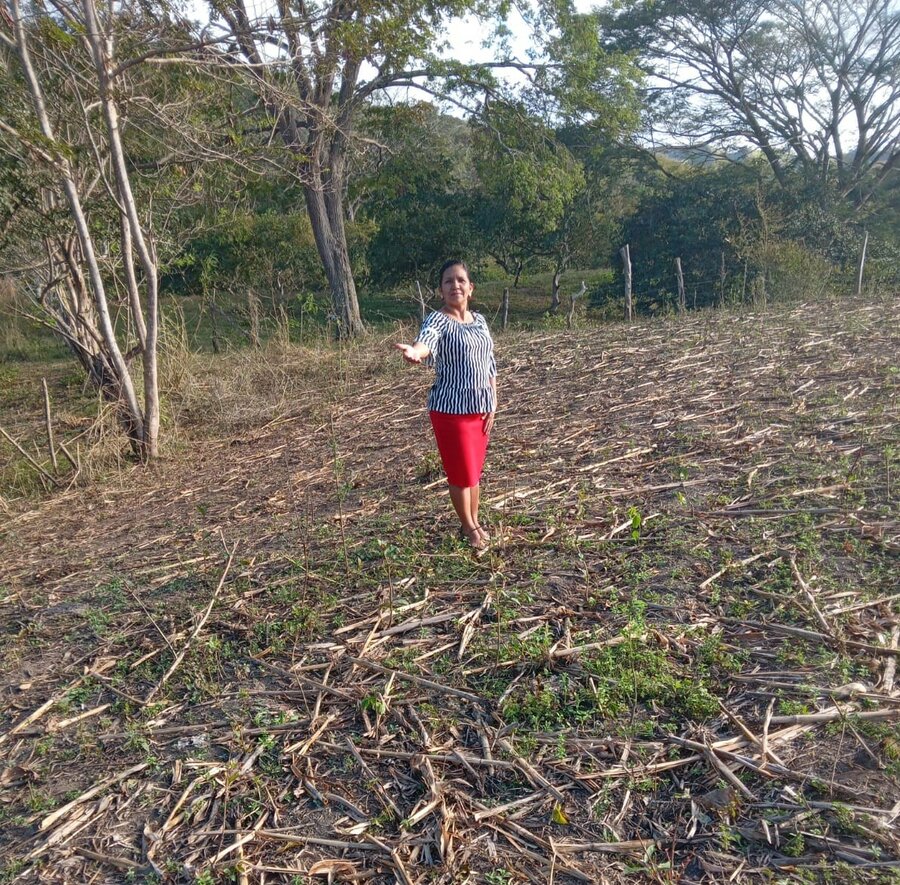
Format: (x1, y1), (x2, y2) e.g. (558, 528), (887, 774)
(438, 259), (472, 286)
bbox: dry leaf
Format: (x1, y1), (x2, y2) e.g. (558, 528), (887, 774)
(309, 859), (360, 879)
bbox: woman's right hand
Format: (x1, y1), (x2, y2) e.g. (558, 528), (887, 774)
(395, 342), (423, 364)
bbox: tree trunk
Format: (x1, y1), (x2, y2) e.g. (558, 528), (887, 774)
(84, 0), (159, 460)
(304, 172), (364, 338)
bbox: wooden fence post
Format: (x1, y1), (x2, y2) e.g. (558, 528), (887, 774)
(620, 245), (632, 322)
(41, 378), (58, 472)
(719, 251), (726, 305)
(415, 281), (426, 322)
(857, 231), (868, 296)
(675, 258), (686, 313)
(248, 290), (261, 348)
(501, 288), (509, 331)
(566, 281), (587, 330)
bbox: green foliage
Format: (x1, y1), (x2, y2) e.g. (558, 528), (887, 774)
(600, 159), (889, 312)
(472, 100), (585, 281)
(498, 599), (722, 731)
(164, 210), (326, 298)
(534, 5), (642, 132)
(356, 104), (480, 287)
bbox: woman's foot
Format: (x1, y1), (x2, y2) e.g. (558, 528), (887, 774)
(462, 526), (488, 553)
(475, 524), (491, 543)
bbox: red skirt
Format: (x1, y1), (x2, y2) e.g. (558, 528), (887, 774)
(429, 411), (489, 488)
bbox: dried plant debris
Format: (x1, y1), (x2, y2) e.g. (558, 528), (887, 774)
(1, 296), (898, 883)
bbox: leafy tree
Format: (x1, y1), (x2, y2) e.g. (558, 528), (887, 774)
(204, 0), (506, 336)
(610, 161), (763, 311)
(354, 103), (479, 289)
(545, 130), (641, 312)
(472, 100), (585, 287)
(606, 158), (874, 312)
(199, 0), (644, 334)
(468, 6), (641, 299)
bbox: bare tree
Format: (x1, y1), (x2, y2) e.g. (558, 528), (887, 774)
(1, 0), (161, 459)
(607, 0), (899, 207)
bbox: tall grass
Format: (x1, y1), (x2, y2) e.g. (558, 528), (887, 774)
(0, 278), (69, 362)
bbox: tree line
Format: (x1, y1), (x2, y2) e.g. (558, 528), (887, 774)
(1, 0), (897, 460)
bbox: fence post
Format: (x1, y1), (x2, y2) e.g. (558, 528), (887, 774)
(719, 251), (726, 305)
(857, 230), (868, 296)
(620, 244), (632, 322)
(566, 281), (587, 330)
(675, 257), (686, 313)
(415, 280), (426, 322)
(248, 290), (261, 348)
(42, 377), (58, 472)
(501, 287), (509, 331)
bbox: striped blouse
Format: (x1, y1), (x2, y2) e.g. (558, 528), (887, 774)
(416, 310), (497, 415)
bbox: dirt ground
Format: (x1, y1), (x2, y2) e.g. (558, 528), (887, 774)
(1, 295), (898, 884)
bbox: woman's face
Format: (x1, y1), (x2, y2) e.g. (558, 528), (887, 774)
(441, 264), (474, 310)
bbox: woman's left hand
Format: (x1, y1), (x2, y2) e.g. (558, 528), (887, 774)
(483, 411), (495, 436)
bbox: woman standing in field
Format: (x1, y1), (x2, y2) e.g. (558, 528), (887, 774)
(395, 260), (497, 553)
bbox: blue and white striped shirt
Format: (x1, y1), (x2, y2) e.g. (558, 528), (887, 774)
(416, 310), (497, 414)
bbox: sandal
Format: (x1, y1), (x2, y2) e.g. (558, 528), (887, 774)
(475, 525), (491, 543)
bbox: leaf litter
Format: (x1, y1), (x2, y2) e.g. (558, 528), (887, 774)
(0, 295), (898, 883)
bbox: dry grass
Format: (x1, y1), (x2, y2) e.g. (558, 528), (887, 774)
(0, 294), (898, 884)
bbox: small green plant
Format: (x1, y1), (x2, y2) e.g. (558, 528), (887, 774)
(626, 505), (643, 541)
(485, 870), (514, 885)
(361, 693), (387, 716)
(782, 831), (806, 857)
(84, 607), (111, 636)
(416, 450), (442, 481)
(25, 787), (57, 813)
(776, 698), (811, 716)
(0, 860), (27, 883)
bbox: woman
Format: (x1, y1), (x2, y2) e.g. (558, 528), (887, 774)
(396, 260), (497, 552)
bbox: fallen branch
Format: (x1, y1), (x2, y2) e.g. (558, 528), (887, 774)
(789, 554), (832, 636)
(882, 626), (899, 695)
(769, 707), (899, 726)
(0, 423), (60, 486)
